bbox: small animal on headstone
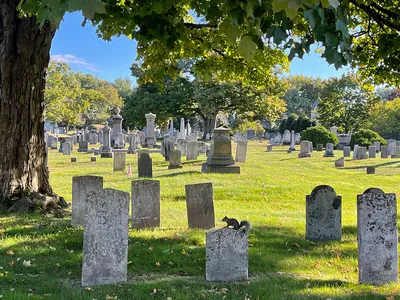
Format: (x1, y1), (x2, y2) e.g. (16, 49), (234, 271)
(222, 216), (251, 233)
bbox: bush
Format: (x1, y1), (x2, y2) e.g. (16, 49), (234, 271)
(300, 126), (339, 147)
(350, 129), (387, 148)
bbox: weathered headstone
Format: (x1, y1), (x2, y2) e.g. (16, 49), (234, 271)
(168, 150), (183, 169)
(62, 142), (71, 155)
(309, 141), (314, 153)
(363, 187), (384, 195)
(235, 140), (248, 163)
(335, 157), (344, 168)
(71, 176), (103, 228)
(176, 139), (187, 156)
(205, 133), (211, 140)
(316, 144), (323, 152)
(374, 142), (381, 152)
(391, 146), (400, 158)
(138, 152), (152, 178)
(90, 156), (96, 162)
(323, 143), (334, 157)
(110, 108), (124, 149)
(388, 139), (396, 155)
(352, 145), (359, 160)
(288, 130), (296, 151)
(78, 141), (88, 152)
(381, 145), (389, 158)
(266, 145), (273, 152)
(368, 146), (376, 158)
(185, 182), (215, 229)
(206, 228), (249, 282)
(357, 192), (398, 285)
(306, 185), (342, 241)
(282, 130), (291, 145)
(186, 141), (198, 161)
(298, 141), (311, 158)
(343, 146), (351, 157)
(82, 188), (129, 286)
(131, 180), (160, 228)
(357, 146), (368, 159)
(101, 122), (113, 158)
(71, 157), (77, 163)
(113, 152), (126, 171)
(366, 166), (375, 174)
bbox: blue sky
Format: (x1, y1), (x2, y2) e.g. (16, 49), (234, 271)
(51, 12), (348, 84)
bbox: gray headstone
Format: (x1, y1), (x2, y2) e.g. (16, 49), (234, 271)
(131, 180), (160, 228)
(78, 141), (89, 152)
(185, 182), (215, 229)
(138, 153), (152, 178)
(266, 145), (273, 152)
(381, 145), (388, 158)
(335, 157), (344, 168)
(62, 142), (71, 155)
(374, 142), (381, 152)
(71, 157), (77, 163)
(352, 145), (359, 160)
(206, 228), (249, 282)
(72, 176), (103, 228)
(391, 146), (400, 158)
(168, 149), (183, 169)
(82, 188), (129, 286)
(298, 141), (311, 158)
(368, 146), (376, 158)
(343, 146), (351, 157)
(357, 192), (398, 285)
(366, 166), (375, 174)
(90, 156), (96, 162)
(316, 144), (323, 151)
(235, 140), (248, 163)
(176, 139), (187, 156)
(306, 185), (341, 241)
(363, 188), (384, 195)
(323, 143), (334, 157)
(186, 141), (198, 160)
(113, 152), (126, 171)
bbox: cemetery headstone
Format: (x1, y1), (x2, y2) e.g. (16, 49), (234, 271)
(144, 113), (157, 148)
(363, 187), (384, 195)
(335, 157), (344, 168)
(206, 227), (249, 282)
(391, 146), (400, 158)
(177, 139), (187, 156)
(235, 140), (248, 163)
(62, 142), (71, 155)
(138, 153), (152, 178)
(72, 176), (103, 228)
(71, 157), (77, 163)
(357, 192), (398, 285)
(288, 130), (296, 151)
(186, 141), (198, 161)
(185, 182), (215, 229)
(374, 142), (381, 152)
(298, 141), (311, 158)
(168, 150), (183, 169)
(357, 146), (368, 159)
(113, 152), (126, 171)
(205, 133), (211, 140)
(78, 141), (88, 152)
(366, 166), (375, 174)
(266, 145), (273, 152)
(282, 130), (291, 145)
(316, 144), (323, 152)
(368, 146), (376, 158)
(82, 188), (129, 286)
(131, 180), (160, 228)
(352, 145), (359, 160)
(101, 122), (113, 158)
(323, 143), (335, 157)
(90, 156), (96, 162)
(343, 146), (351, 157)
(306, 185), (341, 241)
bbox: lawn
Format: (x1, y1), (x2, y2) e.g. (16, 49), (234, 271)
(1, 141), (400, 299)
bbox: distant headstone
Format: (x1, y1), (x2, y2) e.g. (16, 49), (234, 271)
(186, 141), (198, 160)
(306, 185), (341, 241)
(72, 176), (103, 228)
(323, 143), (335, 157)
(366, 166), (376, 174)
(78, 141), (88, 152)
(131, 180), (160, 228)
(391, 146), (400, 158)
(374, 142), (381, 152)
(101, 122), (113, 158)
(138, 153), (152, 178)
(309, 141), (314, 153)
(235, 140), (248, 163)
(381, 145), (389, 158)
(298, 141), (311, 158)
(357, 192), (398, 285)
(266, 145), (273, 152)
(343, 146), (351, 157)
(282, 130), (291, 145)
(288, 130), (296, 151)
(335, 157), (344, 168)
(352, 145), (359, 160)
(90, 156), (96, 162)
(62, 142), (71, 155)
(368, 146), (376, 158)
(357, 146), (368, 159)
(316, 144), (323, 152)
(82, 188), (129, 286)
(176, 139), (187, 156)
(205, 133), (211, 140)
(388, 139), (396, 155)
(168, 150), (183, 169)
(113, 152), (126, 171)
(71, 157), (77, 163)
(185, 182), (215, 229)
(206, 228), (249, 282)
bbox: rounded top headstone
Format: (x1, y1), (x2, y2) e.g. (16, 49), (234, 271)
(310, 185), (336, 197)
(363, 188), (384, 195)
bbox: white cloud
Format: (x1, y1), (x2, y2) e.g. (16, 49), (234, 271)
(51, 54), (100, 72)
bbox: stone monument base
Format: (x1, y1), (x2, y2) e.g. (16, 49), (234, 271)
(201, 163), (240, 174)
(168, 164), (183, 169)
(298, 153), (311, 158)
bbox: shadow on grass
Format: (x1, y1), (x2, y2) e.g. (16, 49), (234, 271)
(342, 160), (400, 170)
(156, 171), (202, 178)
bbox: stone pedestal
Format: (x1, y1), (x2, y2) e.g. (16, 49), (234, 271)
(201, 127), (240, 174)
(206, 228), (249, 282)
(144, 113), (157, 148)
(101, 123), (113, 158)
(111, 108), (124, 149)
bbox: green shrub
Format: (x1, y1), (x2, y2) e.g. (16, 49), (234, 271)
(350, 129), (387, 148)
(300, 126), (339, 147)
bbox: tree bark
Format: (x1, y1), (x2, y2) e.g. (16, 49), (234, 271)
(202, 116), (216, 139)
(0, 1), (56, 204)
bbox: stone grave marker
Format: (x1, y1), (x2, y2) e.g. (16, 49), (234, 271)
(138, 152), (152, 178)
(368, 146), (376, 158)
(78, 141), (88, 152)
(206, 227), (249, 282)
(374, 142), (381, 152)
(306, 185), (342, 241)
(266, 145), (273, 152)
(316, 144), (323, 152)
(298, 141), (311, 158)
(343, 146), (351, 157)
(113, 152), (126, 171)
(235, 140), (248, 163)
(391, 146), (400, 158)
(186, 141), (198, 160)
(90, 156), (96, 162)
(335, 157), (344, 168)
(62, 142), (71, 155)
(185, 182), (215, 229)
(323, 143), (334, 157)
(366, 166), (375, 174)
(177, 139), (187, 156)
(357, 192), (398, 285)
(363, 187), (384, 194)
(71, 157), (77, 163)
(352, 145), (359, 160)
(82, 188), (129, 286)
(381, 145), (389, 158)
(131, 180), (160, 228)
(168, 150), (183, 169)
(357, 146), (368, 159)
(72, 176), (103, 228)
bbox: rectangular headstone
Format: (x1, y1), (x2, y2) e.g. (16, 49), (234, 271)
(82, 188), (129, 286)
(185, 182), (215, 229)
(381, 145), (388, 158)
(72, 176), (103, 228)
(374, 142), (381, 152)
(343, 146), (351, 157)
(306, 185), (341, 241)
(235, 141), (248, 163)
(62, 142), (71, 155)
(335, 157), (344, 168)
(186, 141), (198, 160)
(392, 146), (400, 158)
(368, 146), (376, 158)
(131, 180), (160, 228)
(357, 192), (398, 285)
(113, 152), (126, 171)
(206, 228), (249, 281)
(138, 152), (152, 178)
(78, 141), (88, 152)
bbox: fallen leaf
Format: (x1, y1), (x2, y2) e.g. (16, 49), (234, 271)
(7, 250), (14, 255)
(155, 262), (161, 267)
(84, 287), (93, 291)
(9, 288), (14, 292)
(23, 260), (31, 267)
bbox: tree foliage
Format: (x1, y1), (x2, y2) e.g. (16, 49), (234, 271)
(317, 73), (379, 133)
(368, 98), (400, 140)
(349, 128), (387, 148)
(301, 126), (339, 146)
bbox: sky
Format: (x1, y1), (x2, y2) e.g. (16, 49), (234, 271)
(51, 12), (348, 84)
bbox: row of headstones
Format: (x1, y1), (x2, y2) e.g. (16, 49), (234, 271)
(76, 178), (239, 285)
(269, 130), (301, 146)
(307, 185), (397, 285)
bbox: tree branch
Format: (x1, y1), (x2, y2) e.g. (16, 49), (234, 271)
(184, 23), (217, 29)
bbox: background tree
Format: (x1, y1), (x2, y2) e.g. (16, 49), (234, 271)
(368, 98), (400, 140)
(317, 73), (379, 133)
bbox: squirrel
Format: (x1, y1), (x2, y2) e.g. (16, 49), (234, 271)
(222, 216), (251, 233)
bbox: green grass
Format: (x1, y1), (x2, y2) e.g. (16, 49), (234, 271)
(1, 141), (400, 299)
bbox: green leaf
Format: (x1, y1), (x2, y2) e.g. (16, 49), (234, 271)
(320, 0), (329, 7)
(324, 32), (339, 47)
(238, 35), (258, 62)
(219, 20), (241, 44)
(329, 0), (340, 8)
(273, 27), (287, 44)
(335, 20), (349, 36)
(304, 9), (321, 28)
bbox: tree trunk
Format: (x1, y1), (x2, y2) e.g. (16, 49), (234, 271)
(202, 116), (217, 139)
(0, 1), (56, 204)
